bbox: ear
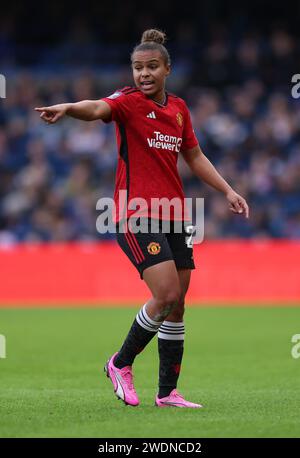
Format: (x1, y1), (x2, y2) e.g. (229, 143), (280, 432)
(165, 64), (171, 77)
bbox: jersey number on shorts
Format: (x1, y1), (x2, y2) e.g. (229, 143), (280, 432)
(185, 225), (194, 248)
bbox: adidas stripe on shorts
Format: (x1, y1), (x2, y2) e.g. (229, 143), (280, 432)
(116, 218), (195, 279)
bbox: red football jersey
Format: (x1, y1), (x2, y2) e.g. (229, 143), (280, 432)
(102, 86), (198, 222)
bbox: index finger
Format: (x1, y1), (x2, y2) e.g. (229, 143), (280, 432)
(241, 200), (249, 218)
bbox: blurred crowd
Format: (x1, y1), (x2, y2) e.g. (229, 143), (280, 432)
(0, 24), (300, 242)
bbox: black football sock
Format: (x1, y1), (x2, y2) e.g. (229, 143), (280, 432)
(157, 321), (185, 399)
(114, 304), (163, 369)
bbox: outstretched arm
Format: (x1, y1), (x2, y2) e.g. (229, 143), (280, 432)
(34, 100), (112, 123)
(182, 145), (249, 218)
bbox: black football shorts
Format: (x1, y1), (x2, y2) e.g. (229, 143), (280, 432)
(116, 218), (195, 279)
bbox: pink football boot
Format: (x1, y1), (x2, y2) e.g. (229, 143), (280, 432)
(155, 389), (203, 408)
(104, 352), (139, 406)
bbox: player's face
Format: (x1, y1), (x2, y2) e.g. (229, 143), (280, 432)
(132, 50), (170, 98)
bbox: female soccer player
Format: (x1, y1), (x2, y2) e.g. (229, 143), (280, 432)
(35, 29), (249, 408)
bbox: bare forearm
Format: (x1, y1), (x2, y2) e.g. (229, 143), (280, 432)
(189, 151), (232, 194)
(35, 99), (111, 124)
(182, 146), (249, 217)
(65, 100), (103, 121)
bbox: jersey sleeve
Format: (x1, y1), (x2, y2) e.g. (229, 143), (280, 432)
(101, 89), (133, 124)
(180, 104), (199, 152)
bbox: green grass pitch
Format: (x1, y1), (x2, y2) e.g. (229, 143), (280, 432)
(0, 306), (300, 438)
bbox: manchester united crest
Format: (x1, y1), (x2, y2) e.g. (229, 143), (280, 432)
(176, 112), (183, 127)
(147, 242), (161, 255)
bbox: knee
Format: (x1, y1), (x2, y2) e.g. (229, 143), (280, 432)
(156, 289), (181, 318)
(168, 298), (185, 321)
(164, 290), (182, 310)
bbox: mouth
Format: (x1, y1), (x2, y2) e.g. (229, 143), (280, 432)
(140, 81), (155, 90)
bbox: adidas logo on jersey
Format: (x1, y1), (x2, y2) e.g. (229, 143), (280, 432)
(146, 111), (156, 119)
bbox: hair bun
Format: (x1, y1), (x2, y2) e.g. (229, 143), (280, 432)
(141, 29), (166, 45)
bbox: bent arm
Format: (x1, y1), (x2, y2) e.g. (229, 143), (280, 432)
(182, 145), (232, 194)
(181, 144), (249, 217)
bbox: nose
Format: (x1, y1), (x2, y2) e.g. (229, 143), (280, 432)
(141, 67), (150, 78)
